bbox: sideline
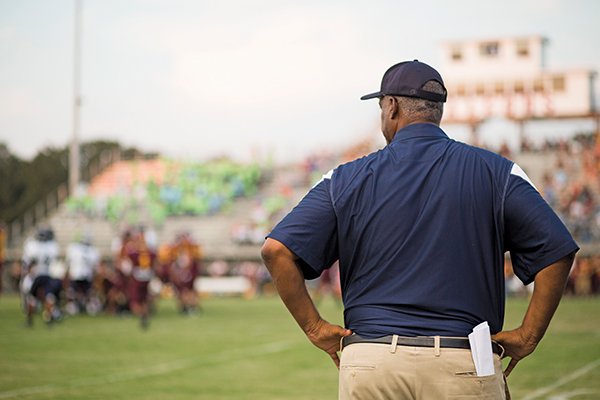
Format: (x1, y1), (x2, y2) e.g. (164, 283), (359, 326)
(521, 358), (600, 400)
(0, 340), (294, 399)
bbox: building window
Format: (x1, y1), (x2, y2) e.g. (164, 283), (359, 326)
(552, 75), (565, 92)
(514, 81), (525, 94)
(494, 82), (504, 95)
(451, 46), (462, 61)
(475, 84), (485, 96)
(516, 40), (529, 57)
(480, 41), (499, 57)
(533, 79), (544, 93)
(456, 85), (466, 96)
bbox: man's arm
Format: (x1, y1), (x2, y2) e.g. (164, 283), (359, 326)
(492, 252), (575, 377)
(261, 238), (351, 368)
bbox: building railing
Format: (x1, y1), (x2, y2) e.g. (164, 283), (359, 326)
(5, 148), (120, 248)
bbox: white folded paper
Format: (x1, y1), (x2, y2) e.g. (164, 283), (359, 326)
(468, 321), (495, 377)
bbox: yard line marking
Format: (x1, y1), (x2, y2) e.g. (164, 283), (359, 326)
(0, 386), (57, 399)
(548, 389), (600, 400)
(522, 358), (600, 400)
(0, 340), (295, 399)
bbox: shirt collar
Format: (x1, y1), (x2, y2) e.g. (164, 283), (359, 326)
(391, 123), (448, 144)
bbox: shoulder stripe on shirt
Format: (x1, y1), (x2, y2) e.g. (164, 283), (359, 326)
(312, 169), (334, 188)
(510, 163), (538, 191)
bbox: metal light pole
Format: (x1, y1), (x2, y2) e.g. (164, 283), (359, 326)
(69, 0), (82, 196)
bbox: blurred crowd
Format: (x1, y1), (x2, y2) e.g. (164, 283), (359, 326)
(494, 133), (600, 297)
(538, 134), (600, 243)
(505, 254), (600, 297)
(65, 159), (262, 226)
(493, 133), (600, 244)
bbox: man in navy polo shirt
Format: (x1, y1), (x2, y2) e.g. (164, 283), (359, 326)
(261, 60), (578, 399)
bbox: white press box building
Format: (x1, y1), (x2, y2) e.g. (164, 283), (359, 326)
(439, 36), (597, 125)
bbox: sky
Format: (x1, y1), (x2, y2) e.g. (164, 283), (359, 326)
(1, 0), (599, 163)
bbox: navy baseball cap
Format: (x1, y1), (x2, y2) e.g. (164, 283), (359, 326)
(361, 60), (447, 103)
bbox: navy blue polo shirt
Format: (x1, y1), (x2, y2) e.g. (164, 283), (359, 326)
(267, 123), (578, 338)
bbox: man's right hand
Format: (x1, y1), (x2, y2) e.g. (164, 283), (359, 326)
(262, 239), (353, 369)
(305, 318), (352, 369)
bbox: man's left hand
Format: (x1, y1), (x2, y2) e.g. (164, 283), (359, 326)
(492, 327), (538, 377)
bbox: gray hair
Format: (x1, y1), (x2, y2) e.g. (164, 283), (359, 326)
(395, 80), (445, 124)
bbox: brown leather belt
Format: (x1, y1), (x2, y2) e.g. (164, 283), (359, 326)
(341, 334), (504, 356)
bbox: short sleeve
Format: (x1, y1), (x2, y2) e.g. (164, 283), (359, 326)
(504, 170), (579, 285)
(267, 178), (338, 280)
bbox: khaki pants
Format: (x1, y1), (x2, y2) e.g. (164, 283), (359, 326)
(339, 342), (507, 400)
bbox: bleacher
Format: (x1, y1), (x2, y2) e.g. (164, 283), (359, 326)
(511, 151), (558, 187)
(44, 199), (261, 261)
(7, 132), (600, 262)
(6, 158), (309, 262)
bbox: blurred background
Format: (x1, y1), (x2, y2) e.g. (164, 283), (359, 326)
(2, 0), (599, 294)
(1, 1), (600, 398)
(1, 0), (600, 300)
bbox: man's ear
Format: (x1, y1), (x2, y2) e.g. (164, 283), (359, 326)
(387, 96), (399, 119)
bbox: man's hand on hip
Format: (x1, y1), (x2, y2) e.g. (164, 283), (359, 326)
(492, 327), (538, 377)
(305, 318), (352, 368)
(493, 254), (575, 378)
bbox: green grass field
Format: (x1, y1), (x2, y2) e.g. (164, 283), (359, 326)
(0, 294), (599, 399)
